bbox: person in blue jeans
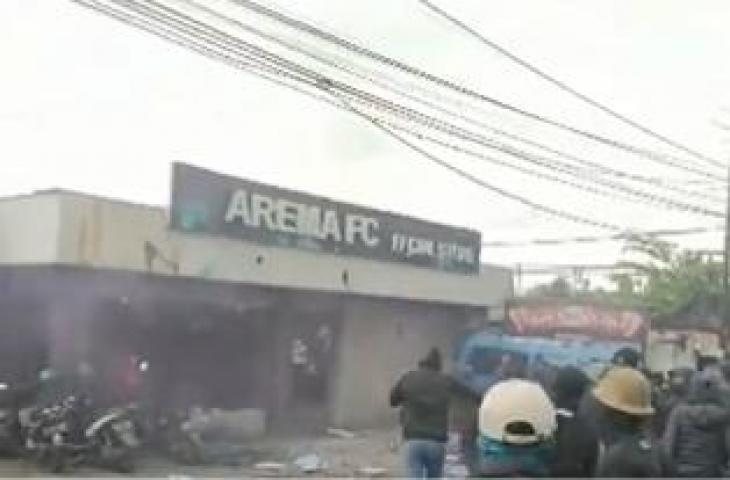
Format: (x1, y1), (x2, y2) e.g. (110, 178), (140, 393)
(390, 348), (478, 478)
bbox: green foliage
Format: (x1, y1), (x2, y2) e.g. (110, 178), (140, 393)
(612, 238), (726, 320)
(522, 237), (727, 321)
(525, 277), (573, 298)
(523, 274), (641, 309)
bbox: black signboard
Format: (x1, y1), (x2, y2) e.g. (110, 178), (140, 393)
(170, 163), (481, 274)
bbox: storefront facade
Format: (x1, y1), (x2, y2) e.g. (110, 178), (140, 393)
(0, 165), (512, 429)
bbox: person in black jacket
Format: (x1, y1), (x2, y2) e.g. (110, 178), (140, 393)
(550, 366), (599, 477)
(662, 370), (730, 477)
(390, 348), (475, 479)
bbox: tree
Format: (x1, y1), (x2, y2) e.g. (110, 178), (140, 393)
(525, 276), (573, 298)
(612, 237), (726, 321)
(523, 274), (639, 308)
(521, 237), (725, 322)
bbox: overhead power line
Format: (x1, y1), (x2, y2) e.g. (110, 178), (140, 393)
(72, 0), (724, 233)
(516, 264), (635, 275)
(71, 0), (627, 232)
(225, 0), (726, 181)
(330, 93), (625, 231)
(173, 0), (725, 210)
(182, 0), (725, 204)
(482, 225), (725, 247)
(119, 0), (725, 217)
(389, 123), (724, 216)
(418, 0), (725, 170)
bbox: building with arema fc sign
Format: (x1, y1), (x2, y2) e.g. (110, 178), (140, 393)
(0, 163), (512, 429)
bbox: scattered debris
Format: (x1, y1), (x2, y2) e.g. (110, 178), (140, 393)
(357, 466), (388, 477)
(445, 453), (460, 463)
(293, 453), (328, 473)
(327, 427), (357, 439)
(388, 437), (400, 452)
(254, 461), (287, 474)
(444, 463), (470, 478)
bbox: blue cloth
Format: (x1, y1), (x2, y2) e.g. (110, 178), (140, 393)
(475, 435), (554, 477)
(403, 439), (445, 479)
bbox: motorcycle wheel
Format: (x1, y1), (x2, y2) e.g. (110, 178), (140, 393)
(43, 449), (66, 474)
(111, 452), (135, 474)
(171, 439), (202, 466)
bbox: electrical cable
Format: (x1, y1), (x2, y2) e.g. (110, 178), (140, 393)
(224, 0), (727, 180)
(418, 0), (725, 170)
(70, 0), (718, 233)
(481, 225), (724, 247)
(328, 93), (625, 231)
(111, 0), (725, 216)
(178, 0), (726, 204)
(386, 122), (724, 215)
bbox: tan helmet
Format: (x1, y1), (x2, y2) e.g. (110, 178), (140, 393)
(592, 367), (654, 416)
(479, 379), (557, 445)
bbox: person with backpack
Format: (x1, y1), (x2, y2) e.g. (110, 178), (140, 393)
(550, 366), (599, 477)
(591, 367), (669, 477)
(662, 370), (730, 477)
(475, 379), (557, 477)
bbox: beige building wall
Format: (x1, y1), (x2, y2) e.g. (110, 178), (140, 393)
(0, 194), (62, 264)
(0, 191), (511, 427)
(330, 298), (468, 428)
(45, 191), (512, 307)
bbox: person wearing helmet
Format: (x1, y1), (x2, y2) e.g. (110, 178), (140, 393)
(577, 347), (643, 440)
(475, 379), (557, 477)
(662, 370), (730, 477)
(592, 367), (669, 477)
(389, 348), (479, 479)
(549, 366), (599, 477)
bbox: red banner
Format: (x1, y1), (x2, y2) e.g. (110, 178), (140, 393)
(508, 304), (647, 341)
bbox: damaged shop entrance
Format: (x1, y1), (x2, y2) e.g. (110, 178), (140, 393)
(81, 284), (342, 435)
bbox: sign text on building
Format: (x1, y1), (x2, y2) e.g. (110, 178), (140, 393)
(507, 304), (647, 341)
(170, 164), (481, 273)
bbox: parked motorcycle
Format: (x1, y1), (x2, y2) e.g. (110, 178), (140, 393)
(23, 398), (75, 473)
(82, 405), (140, 473)
(23, 396), (140, 473)
(0, 383), (22, 456)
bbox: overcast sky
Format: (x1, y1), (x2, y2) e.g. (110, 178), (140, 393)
(3, 0), (730, 281)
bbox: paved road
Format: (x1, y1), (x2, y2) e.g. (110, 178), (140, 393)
(0, 429), (402, 477)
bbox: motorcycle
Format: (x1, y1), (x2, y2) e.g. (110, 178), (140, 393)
(24, 396), (140, 473)
(82, 405), (140, 473)
(23, 399), (75, 473)
(0, 383), (22, 456)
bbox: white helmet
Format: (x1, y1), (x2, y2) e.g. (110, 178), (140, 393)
(479, 379), (557, 445)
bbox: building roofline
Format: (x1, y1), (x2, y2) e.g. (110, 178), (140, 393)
(0, 188), (165, 213)
(0, 187), (510, 272)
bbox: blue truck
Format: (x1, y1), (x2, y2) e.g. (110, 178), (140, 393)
(452, 329), (640, 394)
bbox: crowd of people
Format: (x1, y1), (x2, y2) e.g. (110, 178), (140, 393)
(390, 346), (730, 478)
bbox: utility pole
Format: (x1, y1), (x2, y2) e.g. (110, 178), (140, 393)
(712, 115), (730, 349)
(725, 163), (730, 295)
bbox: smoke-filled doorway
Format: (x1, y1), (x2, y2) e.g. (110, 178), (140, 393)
(269, 296), (342, 434)
(86, 298), (277, 413)
(288, 321), (336, 407)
